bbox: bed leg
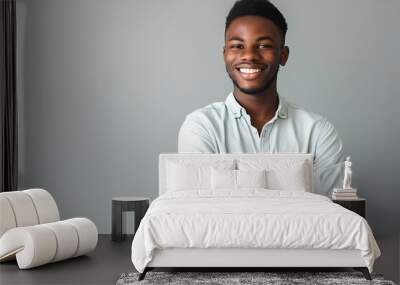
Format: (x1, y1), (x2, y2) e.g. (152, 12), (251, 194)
(354, 267), (371, 280)
(138, 268), (148, 281)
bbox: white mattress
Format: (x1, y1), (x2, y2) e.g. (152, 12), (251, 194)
(131, 189), (380, 273)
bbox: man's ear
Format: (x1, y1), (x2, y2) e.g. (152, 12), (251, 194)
(280, 46), (289, 66)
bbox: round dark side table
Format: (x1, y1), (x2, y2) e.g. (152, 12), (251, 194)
(111, 196), (150, 242)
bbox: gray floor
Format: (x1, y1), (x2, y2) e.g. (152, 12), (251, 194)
(0, 235), (133, 285)
(1, 234), (399, 285)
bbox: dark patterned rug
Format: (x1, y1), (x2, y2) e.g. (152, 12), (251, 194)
(116, 271), (396, 285)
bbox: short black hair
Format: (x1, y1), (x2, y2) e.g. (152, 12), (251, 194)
(225, 0), (288, 45)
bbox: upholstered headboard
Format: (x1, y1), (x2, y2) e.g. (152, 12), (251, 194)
(159, 153), (313, 195)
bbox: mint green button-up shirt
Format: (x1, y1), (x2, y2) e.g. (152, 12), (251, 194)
(178, 93), (344, 195)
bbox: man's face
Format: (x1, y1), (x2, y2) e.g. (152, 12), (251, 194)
(223, 15), (289, 95)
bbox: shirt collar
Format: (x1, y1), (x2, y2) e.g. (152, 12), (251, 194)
(225, 92), (288, 120)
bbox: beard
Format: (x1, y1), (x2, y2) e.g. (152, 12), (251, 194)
(227, 65), (279, 96)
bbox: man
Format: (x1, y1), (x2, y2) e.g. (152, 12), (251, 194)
(178, 0), (343, 195)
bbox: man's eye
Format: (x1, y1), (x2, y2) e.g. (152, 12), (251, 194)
(259, 44), (273, 49)
(230, 44), (243, 49)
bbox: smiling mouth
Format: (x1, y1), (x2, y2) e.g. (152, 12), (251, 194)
(237, 68), (262, 74)
(235, 67), (265, 79)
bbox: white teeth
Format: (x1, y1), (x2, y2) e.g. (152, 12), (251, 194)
(239, 68), (261, 74)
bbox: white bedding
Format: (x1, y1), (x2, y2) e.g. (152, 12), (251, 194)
(131, 189), (380, 273)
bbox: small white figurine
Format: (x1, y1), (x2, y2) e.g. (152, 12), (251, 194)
(343, 156), (352, 189)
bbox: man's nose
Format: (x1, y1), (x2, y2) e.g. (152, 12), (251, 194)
(240, 47), (261, 61)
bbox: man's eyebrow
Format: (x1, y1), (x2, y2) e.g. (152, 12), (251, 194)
(227, 36), (275, 42)
(256, 36), (275, 42)
(228, 36), (244, 42)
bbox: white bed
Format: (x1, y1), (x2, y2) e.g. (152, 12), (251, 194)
(131, 153), (380, 280)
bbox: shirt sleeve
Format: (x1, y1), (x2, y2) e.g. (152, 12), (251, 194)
(178, 115), (216, 153)
(313, 119), (345, 195)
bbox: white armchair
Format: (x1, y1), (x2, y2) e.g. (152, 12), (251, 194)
(0, 189), (98, 269)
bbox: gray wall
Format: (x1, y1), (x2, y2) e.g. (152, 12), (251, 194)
(16, 0), (400, 234)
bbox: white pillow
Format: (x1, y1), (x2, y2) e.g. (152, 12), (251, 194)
(211, 168), (236, 190)
(211, 168), (267, 190)
(167, 163), (210, 191)
(267, 164), (307, 191)
(166, 160), (236, 191)
(238, 159), (310, 191)
(236, 169), (267, 188)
